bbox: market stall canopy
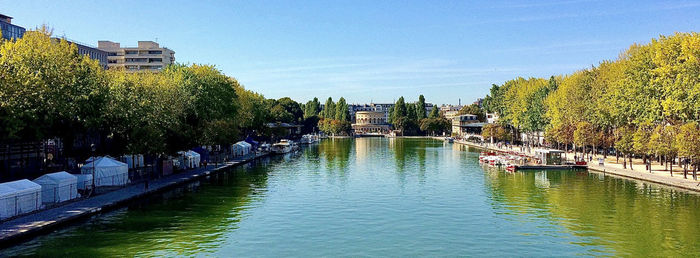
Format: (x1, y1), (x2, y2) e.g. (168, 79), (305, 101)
(0, 179), (42, 219)
(33, 171), (79, 203)
(81, 157), (129, 186)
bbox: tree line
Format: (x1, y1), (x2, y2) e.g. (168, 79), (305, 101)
(388, 95), (450, 136)
(0, 28), (306, 159)
(482, 32), (700, 178)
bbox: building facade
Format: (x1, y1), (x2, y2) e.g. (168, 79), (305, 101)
(351, 111), (391, 134)
(451, 114), (481, 137)
(349, 103), (434, 124)
(486, 113), (499, 124)
(75, 42), (108, 69)
(349, 103), (393, 123)
(98, 41), (175, 72)
(0, 14), (25, 40)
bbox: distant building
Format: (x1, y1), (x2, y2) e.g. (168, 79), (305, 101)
(352, 111), (391, 134)
(444, 110), (459, 121)
(451, 114), (481, 137)
(75, 42), (108, 69)
(349, 102), (434, 124)
(349, 103), (394, 123)
(98, 41), (175, 72)
(0, 14), (26, 40)
(473, 98), (484, 108)
(439, 104), (462, 112)
(486, 113), (499, 124)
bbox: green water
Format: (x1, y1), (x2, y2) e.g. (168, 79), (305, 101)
(4, 138), (700, 256)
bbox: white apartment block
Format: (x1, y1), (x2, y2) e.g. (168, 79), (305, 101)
(98, 41), (175, 72)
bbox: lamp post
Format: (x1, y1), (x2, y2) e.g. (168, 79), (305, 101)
(90, 143), (96, 196)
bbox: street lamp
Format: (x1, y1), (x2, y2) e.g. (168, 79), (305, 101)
(90, 143), (96, 196)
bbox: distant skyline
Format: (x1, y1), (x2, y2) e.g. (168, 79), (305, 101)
(1, 0), (698, 104)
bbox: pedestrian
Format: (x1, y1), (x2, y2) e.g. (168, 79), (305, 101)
(144, 179), (149, 190)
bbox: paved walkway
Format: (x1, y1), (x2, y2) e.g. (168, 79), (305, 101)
(0, 153), (266, 247)
(456, 140), (700, 192)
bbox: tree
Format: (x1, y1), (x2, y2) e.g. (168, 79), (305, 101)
(419, 117), (450, 136)
(304, 97), (321, 119)
(650, 124), (679, 176)
(429, 107), (440, 118)
(275, 97), (303, 123)
(416, 95), (427, 120)
(615, 127), (635, 169)
(393, 97), (407, 122)
(269, 104), (294, 123)
(406, 103), (417, 123)
(335, 97), (349, 121)
(483, 84), (505, 115)
(0, 27), (108, 145)
(676, 122), (700, 179)
(633, 122), (654, 172)
(482, 123), (510, 143)
(236, 85), (271, 135)
(322, 97), (335, 119)
(574, 121), (595, 159)
(387, 106), (395, 124)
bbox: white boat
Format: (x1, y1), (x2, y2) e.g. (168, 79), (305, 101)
(271, 140), (293, 154)
(299, 134), (317, 144)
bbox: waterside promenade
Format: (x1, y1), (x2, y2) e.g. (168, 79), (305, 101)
(454, 140), (700, 193)
(0, 152), (269, 247)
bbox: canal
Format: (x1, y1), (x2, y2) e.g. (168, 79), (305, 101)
(4, 138), (700, 256)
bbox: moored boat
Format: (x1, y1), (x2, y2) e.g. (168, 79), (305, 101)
(271, 140), (293, 154)
(299, 134), (318, 144)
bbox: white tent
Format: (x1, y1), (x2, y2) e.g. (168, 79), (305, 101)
(81, 156), (129, 186)
(178, 150), (201, 169)
(75, 174), (93, 191)
(33, 172), (79, 204)
(121, 154), (145, 169)
(233, 141), (252, 156)
(186, 150), (201, 168)
(0, 179), (42, 219)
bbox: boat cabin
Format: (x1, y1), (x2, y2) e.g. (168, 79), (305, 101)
(535, 149), (564, 165)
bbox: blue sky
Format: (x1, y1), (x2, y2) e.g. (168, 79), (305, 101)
(1, 0), (698, 105)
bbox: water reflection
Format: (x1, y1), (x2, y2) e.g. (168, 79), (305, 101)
(483, 167), (700, 256)
(316, 138), (353, 185)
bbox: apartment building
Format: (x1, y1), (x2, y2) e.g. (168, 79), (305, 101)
(0, 14), (25, 40)
(451, 114), (483, 137)
(97, 40), (175, 72)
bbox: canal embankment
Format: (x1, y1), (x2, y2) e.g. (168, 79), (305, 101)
(454, 140), (700, 193)
(0, 152), (270, 247)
